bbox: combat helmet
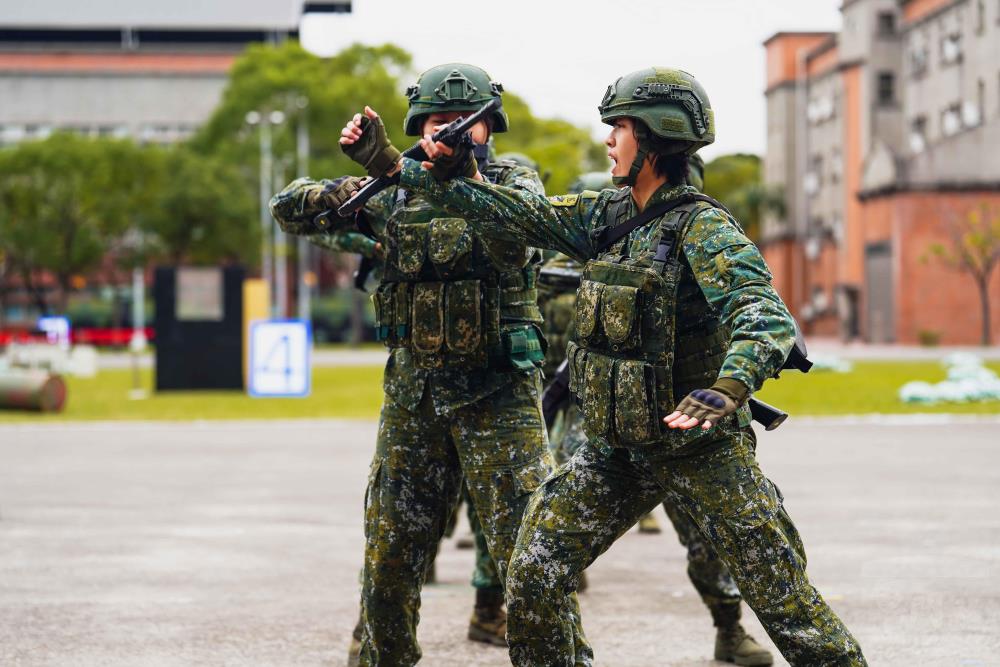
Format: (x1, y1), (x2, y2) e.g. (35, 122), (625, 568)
(568, 171), (613, 194)
(598, 67), (715, 185)
(496, 152), (538, 171)
(403, 63), (509, 136)
(687, 153), (705, 190)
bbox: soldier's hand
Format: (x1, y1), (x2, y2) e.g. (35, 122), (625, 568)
(419, 131), (483, 182)
(309, 176), (364, 211)
(664, 378), (748, 430)
(340, 106), (402, 178)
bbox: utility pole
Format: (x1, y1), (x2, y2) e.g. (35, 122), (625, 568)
(295, 96), (312, 324)
(246, 109), (284, 317)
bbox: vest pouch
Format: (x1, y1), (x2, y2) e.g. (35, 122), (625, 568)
(502, 323), (547, 371)
(371, 283), (395, 343)
(396, 223), (430, 277)
(445, 279), (483, 358)
(428, 218), (473, 277)
(411, 282), (445, 355)
(582, 351), (614, 439)
(392, 282), (411, 345)
(613, 359), (660, 446)
(566, 341), (587, 400)
(574, 280), (604, 344)
(601, 285), (641, 352)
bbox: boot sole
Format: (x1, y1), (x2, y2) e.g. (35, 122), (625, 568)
(467, 626), (507, 647)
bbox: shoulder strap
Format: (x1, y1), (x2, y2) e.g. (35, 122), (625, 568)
(591, 193), (728, 252)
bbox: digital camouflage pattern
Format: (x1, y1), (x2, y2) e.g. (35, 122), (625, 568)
(270, 161), (593, 666)
(397, 161), (867, 666)
(538, 165), (751, 635)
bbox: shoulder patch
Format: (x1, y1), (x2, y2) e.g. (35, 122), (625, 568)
(550, 194), (580, 207)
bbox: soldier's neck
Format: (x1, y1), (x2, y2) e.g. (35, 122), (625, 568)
(630, 170), (669, 211)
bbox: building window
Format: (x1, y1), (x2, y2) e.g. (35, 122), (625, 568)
(909, 46), (929, 78)
(877, 11), (897, 37)
(804, 155), (823, 196)
(830, 148), (843, 184)
(941, 103), (962, 137)
(877, 72), (896, 106)
(976, 0), (985, 33)
(909, 116), (928, 153)
(941, 33), (963, 65)
(807, 95), (836, 125)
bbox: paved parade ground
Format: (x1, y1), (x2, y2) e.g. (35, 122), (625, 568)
(1, 418), (998, 666)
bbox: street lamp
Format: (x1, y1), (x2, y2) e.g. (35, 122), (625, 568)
(246, 109), (285, 317)
(294, 95), (312, 324)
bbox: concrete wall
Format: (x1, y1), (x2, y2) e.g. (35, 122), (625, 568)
(0, 71), (229, 144)
(902, 0), (1000, 182)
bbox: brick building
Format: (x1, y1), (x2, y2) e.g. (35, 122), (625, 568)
(763, 0), (1000, 344)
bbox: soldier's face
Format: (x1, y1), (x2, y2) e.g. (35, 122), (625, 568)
(605, 118), (638, 180)
(423, 112), (490, 144)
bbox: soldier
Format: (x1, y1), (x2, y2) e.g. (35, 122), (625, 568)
(347, 67), (867, 666)
(302, 225), (509, 661)
(270, 63), (590, 666)
(536, 163), (774, 665)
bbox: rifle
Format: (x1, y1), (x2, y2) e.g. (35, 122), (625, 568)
(312, 98), (502, 230)
(541, 323), (812, 432)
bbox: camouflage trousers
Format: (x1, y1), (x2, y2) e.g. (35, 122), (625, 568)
(550, 401), (743, 625)
(462, 483), (502, 589)
(359, 372), (591, 666)
(507, 427), (867, 667)
(442, 482), (501, 589)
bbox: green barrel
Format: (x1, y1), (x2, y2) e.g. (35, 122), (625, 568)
(0, 369), (67, 412)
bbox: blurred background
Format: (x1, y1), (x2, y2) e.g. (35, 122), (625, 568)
(0, 3), (998, 666)
(1, 0), (998, 419)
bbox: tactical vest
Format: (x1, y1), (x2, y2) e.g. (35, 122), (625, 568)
(537, 254), (583, 378)
(565, 189), (741, 449)
(371, 161), (545, 371)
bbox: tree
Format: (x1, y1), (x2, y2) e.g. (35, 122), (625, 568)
(193, 41), (607, 200)
(702, 153), (784, 241)
(191, 42), (413, 189)
(140, 147), (258, 266)
(494, 92), (607, 194)
(927, 202), (1000, 345)
(0, 134), (147, 312)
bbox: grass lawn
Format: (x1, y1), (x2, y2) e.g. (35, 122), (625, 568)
(0, 361), (997, 423)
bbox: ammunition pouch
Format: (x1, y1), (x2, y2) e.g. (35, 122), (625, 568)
(374, 216), (544, 371)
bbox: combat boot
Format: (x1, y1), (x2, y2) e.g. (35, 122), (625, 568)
(346, 614), (362, 667)
(714, 623), (773, 666)
(467, 587), (507, 647)
(637, 511), (661, 534)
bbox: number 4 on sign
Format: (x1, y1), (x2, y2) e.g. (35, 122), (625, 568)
(248, 320), (311, 398)
(257, 335), (293, 389)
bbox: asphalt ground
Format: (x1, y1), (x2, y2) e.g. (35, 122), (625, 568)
(1, 419), (997, 667)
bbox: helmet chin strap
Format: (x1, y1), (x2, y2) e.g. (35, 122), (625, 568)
(612, 123), (650, 187)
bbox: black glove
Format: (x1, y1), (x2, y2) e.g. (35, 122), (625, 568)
(341, 115), (402, 178)
(669, 378), (749, 427)
(428, 133), (478, 182)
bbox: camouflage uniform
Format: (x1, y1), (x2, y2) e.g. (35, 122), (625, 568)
(539, 164), (750, 635)
(270, 157), (592, 666)
(394, 157), (868, 665)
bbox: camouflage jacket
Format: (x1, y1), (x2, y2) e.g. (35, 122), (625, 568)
(397, 159), (794, 393)
(270, 162), (546, 414)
